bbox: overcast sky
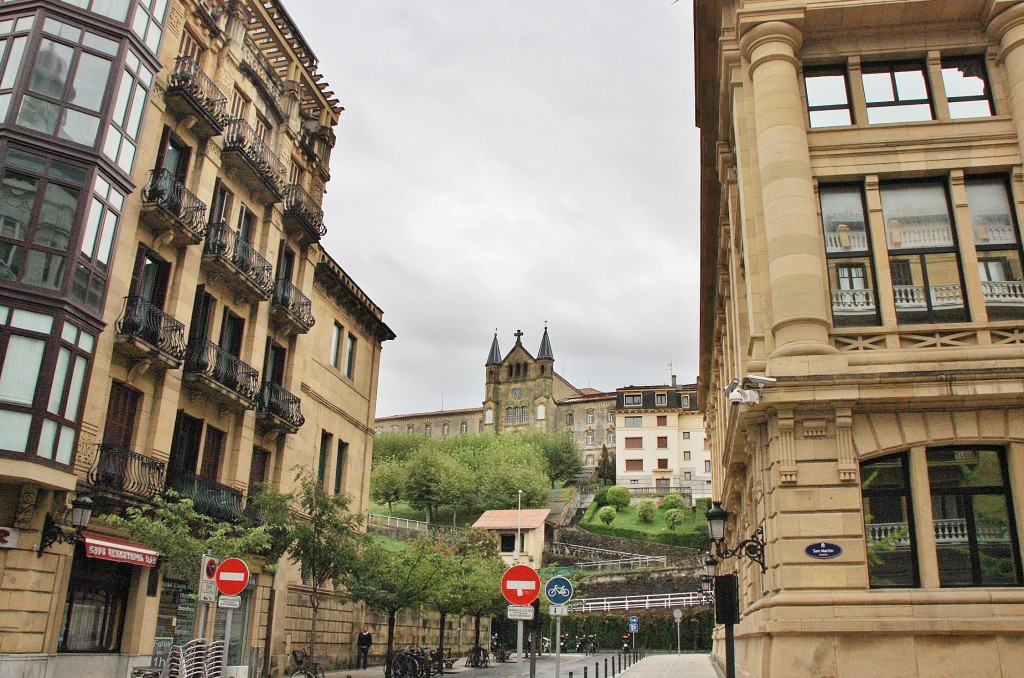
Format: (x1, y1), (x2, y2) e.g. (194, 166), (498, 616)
(285, 1), (700, 417)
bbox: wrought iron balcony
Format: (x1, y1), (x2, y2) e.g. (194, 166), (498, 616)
(270, 279), (315, 334)
(184, 339), (260, 408)
(257, 381), (305, 434)
(167, 472), (243, 522)
(222, 118), (286, 202)
(140, 169), (209, 245)
(203, 221), (274, 300)
(114, 295), (187, 368)
(165, 56), (229, 137)
(88, 444), (166, 500)
(283, 183), (326, 240)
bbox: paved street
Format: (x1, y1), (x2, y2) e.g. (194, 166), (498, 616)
(325, 652), (721, 678)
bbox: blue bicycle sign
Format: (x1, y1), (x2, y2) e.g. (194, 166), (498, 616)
(545, 576), (574, 605)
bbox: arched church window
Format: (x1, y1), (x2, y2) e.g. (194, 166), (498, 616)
(566, 412), (574, 426)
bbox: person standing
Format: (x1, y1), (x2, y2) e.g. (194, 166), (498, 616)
(357, 625), (373, 669)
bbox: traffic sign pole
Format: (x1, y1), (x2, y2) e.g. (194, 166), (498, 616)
(214, 557), (250, 674)
(545, 576), (573, 678)
(516, 619), (524, 678)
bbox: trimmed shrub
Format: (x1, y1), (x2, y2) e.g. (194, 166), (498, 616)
(659, 493), (686, 510)
(594, 486), (610, 508)
(598, 506), (617, 525)
(665, 508), (685, 531)
(635, 499), (657, 523)
(581, 521), (711, 550)
(606, 486), (631, 510)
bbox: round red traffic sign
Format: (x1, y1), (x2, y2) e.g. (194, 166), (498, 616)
(501, 564), (541, 606)
(214, 557), (250, 596)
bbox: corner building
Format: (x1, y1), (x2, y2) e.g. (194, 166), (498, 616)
(0, 0), (396, 676)
(697, 1), (1024, 676)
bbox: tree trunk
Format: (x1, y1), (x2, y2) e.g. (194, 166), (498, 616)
(473, 615), (481, 646)
(387, 609), (397, 655)
(437, 611), (447, 672)
(309, 589), (319, 663)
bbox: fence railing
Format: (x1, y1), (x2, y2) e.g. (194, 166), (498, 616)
(575, 555), (667, 572)
(115, 296), (187, 361)
(167, 55), (228, 126)
(223, 118), (286, 195)
(204, 221), (274, 296)
(284, 183), (326, 237)
(258, 381), (304, 430)
(570, 591), (710, 612)
(167, 472), (243, 521)
(272, 279), (315, 330)
(184, 339), (260, 403)
(366, 513), (467, 537)
(88, 444), (166, 499)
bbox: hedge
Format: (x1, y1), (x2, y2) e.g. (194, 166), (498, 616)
(580, 521), (711, 550)
(493, 609), (714, 652)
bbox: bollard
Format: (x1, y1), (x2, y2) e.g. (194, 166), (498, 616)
(584, 667), (588, 678)
(595, 661), (599, 678)
(605, 657), (608, 678)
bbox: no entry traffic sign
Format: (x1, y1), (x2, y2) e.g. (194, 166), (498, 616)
(214, 557), (250, 597)
(501, 564), (540, 606)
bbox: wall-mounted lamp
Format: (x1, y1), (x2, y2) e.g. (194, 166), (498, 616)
(705, 500), (766, 573)
(37, 492), (93, 556)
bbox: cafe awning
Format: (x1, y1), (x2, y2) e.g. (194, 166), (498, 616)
(83, 533), (159, 567)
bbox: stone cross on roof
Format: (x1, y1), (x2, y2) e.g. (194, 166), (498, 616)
(514, 330), (524, 342)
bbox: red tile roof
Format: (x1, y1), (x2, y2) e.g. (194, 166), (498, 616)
(472, 509), (550, 530)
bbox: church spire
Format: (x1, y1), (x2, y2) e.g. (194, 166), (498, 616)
(486, 330), (502, 364)
(537, 324), (554, 360)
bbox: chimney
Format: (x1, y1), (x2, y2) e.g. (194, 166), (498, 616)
(671, 374), (677, 388)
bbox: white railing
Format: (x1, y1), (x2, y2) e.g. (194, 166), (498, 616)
(825, 231), (869, 252)
(868, 519), (1007, 546)
(570, 591), (710, 612)
(575, 555), (667, 572)
(982, 280), (1024, 306)
(366, 513), (466, 536)
(553, 542), (639, 560)
(831, 288), (877, 312)
(892, 284), (964, 310)
(888, 222), (954, 248)
(974, 223), (1018, 246)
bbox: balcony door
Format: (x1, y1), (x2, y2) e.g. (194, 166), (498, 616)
(168, 411), (203, 478)
(103, 382), (139, 449)
(199, 425), (225, 481)
(277, 246), (295, 283)
(157, 130), (191, 184)
(264, 340), (286, 386)
(188, 286), (214, 343)
(131, 247), (169, 308)
(220, 310), (244, 357)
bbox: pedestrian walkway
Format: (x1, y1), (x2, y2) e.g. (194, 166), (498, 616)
(324, 653), (721, 678)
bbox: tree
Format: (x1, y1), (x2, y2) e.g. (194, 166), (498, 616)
(606, 486), (631, 510)
(370, 459), (407, 515)
(596, 445), (615, 485)
(598, 506), (617, 525)
(635, 499), (657, 523)
(372, 431), (431, 464)
(665, 509), (685, 531)
(421, 544), (471, 667)
(341, 538), (452, 659)
(285, 470), (363, 664)
(659, 493), (686, 510)
(519, 431), (582, 486)
(98, 490), (272, 581)
(404, 448), (471, 523)
(455, 555), (507, 646)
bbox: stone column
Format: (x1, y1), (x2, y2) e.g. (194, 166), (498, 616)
(740, 22), (837, 359)
(990, 4), (1024, 156)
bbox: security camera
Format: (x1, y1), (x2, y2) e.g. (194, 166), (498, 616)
(723, 378), (740, 397)
(728, 389), (744, 406)
(745, 375), (777, 388)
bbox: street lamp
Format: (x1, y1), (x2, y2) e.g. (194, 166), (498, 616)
(705, 501), (766, 573)
(514, 489), (523, 562)
(38, 492), (93, 556)
(703, 554), (718, 578)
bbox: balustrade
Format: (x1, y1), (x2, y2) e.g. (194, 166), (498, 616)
(203, 221), (274, 297)
(868, 519), (1007, 547)
(184, 339), (260, 404)
(223, 119), (286, 198)
(982, 280), (1024, 306)
(115, 295), (187, 362)
(166, 56), (228, 132)
(88, 444), (166, 499)
(283, 183), (326, 238)
(831, 288), (877, 312)
(271, 279), (315, 331)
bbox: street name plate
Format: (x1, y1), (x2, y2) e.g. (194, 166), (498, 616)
(218, 595), (241, 609)
(549, 604), (568, 616)
(507, 605), (535, 620)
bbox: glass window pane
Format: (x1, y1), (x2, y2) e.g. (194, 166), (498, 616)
(972, 494), (1016, 586)
(862, 72), (894, 103)
(78, 330), (94, 352)
(821, 186), (869, 253)
(809, 109), (852, 128)
(978, 251), (1024, 321)
(0, 36), (27, 90)
(110, 71), (132, 126)
(933, 493), (973, 587)
(828, 257), (878, 327)
(48, 347), (70, 413)
(83, 32), (118, 56)
(81, 198), (102, 257)
(38, 418), (57, 459)
(0, 334), (45, 404)
(806, 73), (848, 107)
(0, 93), (11, 121)
(96, 209), (117, 269)
(0, 170), (37, 230)
(70, 53), (111, 111)
(927, 449), (1005, 489)
(861, 454), (907, 490)
(965, 178), (1017, 245)
(7, 149), (46, 174)
(90, 0), (131, 21)
(949, 100), (993, 119)
(49, 159), (86, 184)
(17, 95), (60, 134)
(102, 124), (122, 160)
(64, 355), (87, 420)
(880, 183), (953, 250)
(124, 83), (146, 137)
(56, 424), (75, 464)
(43, 19), (81, 42)
(10, 308), (52, 332)
(116, 139), (135, 173)
(894, 70), (927, 99)
(59, 108), (100, 145)
(942, 59), (989, 98)
(0, 410), (32, 452)
(35, 182), (79, 249)
(29, 40), (75, 97)
(866, 104), (933, 124)
(60, 322), (77, 343)
(22, 249), (65, 289)
(861, 454), (917, 588)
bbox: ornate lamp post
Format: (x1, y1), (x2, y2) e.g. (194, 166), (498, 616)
(38, 492), (93, 556)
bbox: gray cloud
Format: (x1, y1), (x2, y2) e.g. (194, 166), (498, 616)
(286, 0), (700, 415)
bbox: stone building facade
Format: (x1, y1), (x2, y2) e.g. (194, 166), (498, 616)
(0, 1), (443, 676)
(697, 1), (1024, 676)
(375, 327), (616, 471)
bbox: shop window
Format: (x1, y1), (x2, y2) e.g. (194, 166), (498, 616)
(804, 65), (853, 128)
(625, 459), (643, 471)
(941, 56), (993, 119)
(59, 544), (131, 652)
(964, 176), (1024, 321)
(861, 453), (919, 588)
(862, 62), (933, 124)
(882, 181), (967, 324)
(103, 49), (154, 174)
(156, 577), (195, 645)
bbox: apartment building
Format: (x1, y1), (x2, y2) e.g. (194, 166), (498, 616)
(613, 381), (710, 500)
(696, 0), (1024, 675)
(0, 1), (395, 676)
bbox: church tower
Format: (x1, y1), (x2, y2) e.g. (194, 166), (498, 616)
(482, 327), (557, 434)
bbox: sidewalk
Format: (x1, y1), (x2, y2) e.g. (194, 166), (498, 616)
(324, 653), (722, 678)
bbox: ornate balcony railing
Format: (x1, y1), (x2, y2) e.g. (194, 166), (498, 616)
(887, 221), (954, 249)
(204, 221), (274, 298)
(824, 230), (869, 253)
(223, 118), (286, 199)
(166, 56), (229, 132)
(271, 279), (315, 332)
(972, 218), (1018, 246)
(257, 381), (305, 431)
(869, 519), (1007, 546)
(142, 168), (208, 241)
(982, 280), (1024, 306)
(831, 288), (877, 313)
(88, 444), (166, 500)
(115, 295), (187, 362)
(241, 35), (284, 101)
(167, 472), (243, 521)
(893, 284), (964, 310)
(184, 339), (260, 404)
(283, 184), (326, 239)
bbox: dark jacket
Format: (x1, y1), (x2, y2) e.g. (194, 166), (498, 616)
(358, 632), (373, 648)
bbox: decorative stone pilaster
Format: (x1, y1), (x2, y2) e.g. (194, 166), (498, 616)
(775, 409), (797, 484)
(835, 408), (857, 482)
(739, 22), (837, 359)
(989, 4), (1024, 160)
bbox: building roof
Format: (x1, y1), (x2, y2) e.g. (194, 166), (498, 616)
(487, 333), (502, 365)
(376, 406), (483, 421)
(537, 326), (554, 360)
(472, 509), (550, 530)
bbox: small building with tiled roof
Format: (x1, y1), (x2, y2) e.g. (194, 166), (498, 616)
(472, 509), (551, 567)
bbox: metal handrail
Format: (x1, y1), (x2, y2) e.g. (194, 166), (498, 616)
(204, 221), (274, 296)
(283, 183), (326, 237)
(184, 338), (260, 403)
(575, 555), (668, 571)
(272, 279), (315, 329)
(258, 381), (305, 429)
(88, 443), (166, 499)
(115, 295), (187, 361)
(223, 118), (286, 193)
(167, 472), (243, 521)
(570, 591), (711, 612)
(142, 168), (208, 239)
(167, 56), (228, 125)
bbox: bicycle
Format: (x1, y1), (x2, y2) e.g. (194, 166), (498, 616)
(290, 648), (326, 678)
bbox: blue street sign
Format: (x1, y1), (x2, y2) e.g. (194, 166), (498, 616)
(806, 542), (843, 559)
(628, 624), (639, 633)
(545, 576), (574, 605)
(628, 615), (639, 625)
